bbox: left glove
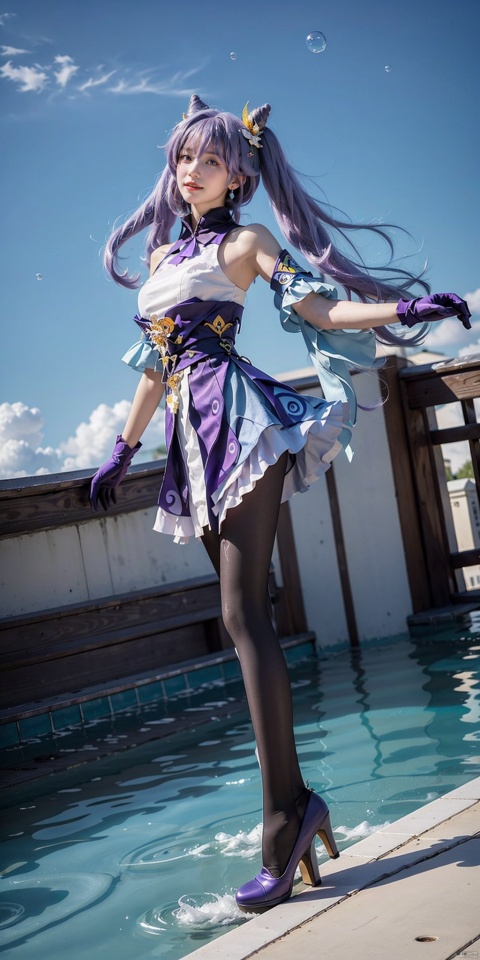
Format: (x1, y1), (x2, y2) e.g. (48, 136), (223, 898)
(396, 293), (471, 330)
(89, 435), (142, 511)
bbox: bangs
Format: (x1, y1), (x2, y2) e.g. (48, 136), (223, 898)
(178, 117), (231, 167)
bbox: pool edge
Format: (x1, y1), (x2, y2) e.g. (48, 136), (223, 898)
(184, 776), (480, 960)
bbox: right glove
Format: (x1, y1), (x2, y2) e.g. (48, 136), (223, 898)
(89, 435), (142, 511)
(396, 293), (471, 330)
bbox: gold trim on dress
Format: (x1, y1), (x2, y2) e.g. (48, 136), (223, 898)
(166, 371), (183, 414)
(148, 315), (176, 354)
(204, 315), (233, 336)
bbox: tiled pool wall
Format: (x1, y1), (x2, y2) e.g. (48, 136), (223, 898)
(0, 637), (315, 750)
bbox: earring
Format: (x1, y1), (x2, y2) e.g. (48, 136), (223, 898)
(229, 189), (235, 200)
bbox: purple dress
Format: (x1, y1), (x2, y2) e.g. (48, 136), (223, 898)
(122, 208), (372, 543)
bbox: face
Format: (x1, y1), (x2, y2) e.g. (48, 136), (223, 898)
(176, 143), (238, 216)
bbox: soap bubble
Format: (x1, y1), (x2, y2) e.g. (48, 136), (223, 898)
(230, 52), (237, 61)
(36, 273), (43, 280)
(306, 31), (327, 54)
(385, 65), (392, 72)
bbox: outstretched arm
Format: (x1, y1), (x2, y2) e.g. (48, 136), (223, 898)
(240, 225), (470, 332)
(293, 294), (398, 331)
(243, 226), (397, 329)
(289, 284), (471, 332)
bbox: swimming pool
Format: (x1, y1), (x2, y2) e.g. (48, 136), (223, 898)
(1, 620), (479, 959)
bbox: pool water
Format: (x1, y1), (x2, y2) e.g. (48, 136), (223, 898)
(1, 623), (479, 959)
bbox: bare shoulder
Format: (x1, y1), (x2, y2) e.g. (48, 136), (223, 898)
(149, 243), (171, 276)
(220, 222), (284, 290)
(233, 223), (281, 257)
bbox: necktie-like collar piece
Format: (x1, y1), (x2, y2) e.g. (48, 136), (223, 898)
(168, 207), (237, 265)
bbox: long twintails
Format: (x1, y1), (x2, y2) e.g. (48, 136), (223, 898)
(104, 166), (178, 289)
(258, 123), (430, 345)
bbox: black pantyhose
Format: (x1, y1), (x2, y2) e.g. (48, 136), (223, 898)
(202, 453), (309, 878)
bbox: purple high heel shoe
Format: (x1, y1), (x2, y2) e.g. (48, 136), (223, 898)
(235, 791), (339, 914)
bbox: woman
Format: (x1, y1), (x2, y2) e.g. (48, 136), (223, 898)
(90, 95), (470, 912)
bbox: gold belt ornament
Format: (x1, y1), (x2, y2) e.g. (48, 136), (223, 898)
(148, 314), (175, 354)
(166, 372), (183, 414)
(204, 315), (233, 336)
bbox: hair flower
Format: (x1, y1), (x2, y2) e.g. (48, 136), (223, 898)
(241, 102), (263, 149)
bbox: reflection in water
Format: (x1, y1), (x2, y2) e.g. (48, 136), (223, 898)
(0, 875), (113, 949)
(348, 648), (384, 780)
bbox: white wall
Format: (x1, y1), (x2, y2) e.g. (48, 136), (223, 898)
(0, 507), (213, 618)
(291, 371), (412, 648)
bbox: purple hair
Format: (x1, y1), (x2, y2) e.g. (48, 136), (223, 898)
(105, 95), (430, 346)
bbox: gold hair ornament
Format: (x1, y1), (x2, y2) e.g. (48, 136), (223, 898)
(241, 102), (263, 149)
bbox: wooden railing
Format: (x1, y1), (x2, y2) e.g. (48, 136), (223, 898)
(382, 355), (480, 609)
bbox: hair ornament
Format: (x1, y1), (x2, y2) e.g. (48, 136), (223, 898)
(241, 102), (264, 149)
(182, 94), (210, 121)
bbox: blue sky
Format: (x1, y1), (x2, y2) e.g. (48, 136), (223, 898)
(1, 0), (479, 477)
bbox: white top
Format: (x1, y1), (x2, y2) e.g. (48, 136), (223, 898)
(137, 242), (247, 318)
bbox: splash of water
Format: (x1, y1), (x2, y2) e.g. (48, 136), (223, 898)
(189, 824), (262, 860)
(137, 892), (255, 935)
(174, 892), (249, 926)
(335, 820), (391, 840)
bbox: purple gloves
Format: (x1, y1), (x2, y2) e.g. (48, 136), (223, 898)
(89, 435), (142, 511)
(396, 293), (471, 330)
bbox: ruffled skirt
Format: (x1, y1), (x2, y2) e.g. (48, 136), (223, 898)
(154, 362), (345, 544)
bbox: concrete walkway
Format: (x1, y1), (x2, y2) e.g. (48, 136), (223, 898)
(188, 777), (480, 960)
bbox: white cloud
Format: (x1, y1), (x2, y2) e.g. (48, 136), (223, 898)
(425, 317), (480, 351)
(464, 288), (480, 315)
(0, 51), (200, 100)
(458, 340), (480, 358)
(53, 54), (78, 88)
(107, 74), (194, 97)
(59, 400), (165, 470)
(0, 44), (28, 56)
(58, 400), (134, 470)
(0, 402), (61, 477)
(0, 58), (48, 92)
(78, 69), (116, 92)
(0, 400), (166, 479)
(0, 12), (15, 27)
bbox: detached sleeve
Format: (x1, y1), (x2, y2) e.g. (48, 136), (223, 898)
(270, 250), (377, 438)
(121, 315), (163, 374)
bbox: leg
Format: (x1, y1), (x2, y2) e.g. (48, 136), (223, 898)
(210, 455), (309, 877)
(201, 525), (221, 578)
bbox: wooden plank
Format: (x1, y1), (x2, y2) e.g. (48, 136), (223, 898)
(399, 387), (453, 606)
(462, 398), (480, 506)
(430, 424), (480, 445)
(0, 606), (224, 668)
(401, 368), (480, 409)
(0, 574), (219, 630)
(0, 462), (165, 539)
(0, 585), (222, 654)
(381, 357), (432, 612)
(0, 623), (210, 710)
(450, 549), (480, 569)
